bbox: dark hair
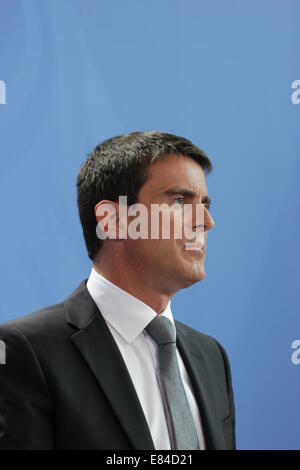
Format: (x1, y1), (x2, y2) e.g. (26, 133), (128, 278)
(76, 130), (213, 261)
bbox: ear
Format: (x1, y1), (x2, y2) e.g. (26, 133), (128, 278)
(94, 200), (127, 240)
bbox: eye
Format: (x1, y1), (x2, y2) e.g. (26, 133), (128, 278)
(202, 202), (210, 210)
(175, 197), (185, 206)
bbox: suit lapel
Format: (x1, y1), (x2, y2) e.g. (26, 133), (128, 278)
(175, 322), (226, 450)
(64, 280), (155, 450)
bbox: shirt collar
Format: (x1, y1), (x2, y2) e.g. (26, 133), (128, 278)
(86, 267), (174, 344)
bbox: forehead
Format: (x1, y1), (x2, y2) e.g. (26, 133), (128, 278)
(141, 154), (208, 196)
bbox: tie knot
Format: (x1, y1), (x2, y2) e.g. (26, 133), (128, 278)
(145, 315), (176, 345)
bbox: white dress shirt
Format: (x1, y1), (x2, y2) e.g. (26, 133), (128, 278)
(86, 267), (206, 450)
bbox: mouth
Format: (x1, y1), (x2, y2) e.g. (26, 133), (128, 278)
(183, 242), (205, 253)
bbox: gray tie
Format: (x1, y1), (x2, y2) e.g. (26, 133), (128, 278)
(145, 315), (200, 450)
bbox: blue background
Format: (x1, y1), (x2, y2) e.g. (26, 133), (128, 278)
(0, 0), (299, 449)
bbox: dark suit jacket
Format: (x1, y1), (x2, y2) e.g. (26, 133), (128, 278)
(0, 279), (236, 450)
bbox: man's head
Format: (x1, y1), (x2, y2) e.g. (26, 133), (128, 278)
(77, 131), (215, 294)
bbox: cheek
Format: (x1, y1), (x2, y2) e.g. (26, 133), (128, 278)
(143, 239), (182, 262)
(162, 209), (186, 241)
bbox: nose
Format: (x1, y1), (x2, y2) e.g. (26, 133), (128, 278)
(204, 206), (215, 231)
(192, 206), (215, 231)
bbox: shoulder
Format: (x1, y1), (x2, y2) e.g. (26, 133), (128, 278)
(175, 319), (226, 356)
(174, 319), (233, 383)
(0, 279), (90, 338)
(0, 296), (80, 384)
(0, 302), (67, 338)
(0, 293), (79, 353)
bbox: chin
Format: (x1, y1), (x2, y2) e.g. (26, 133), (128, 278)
(180, 269), (206, 288)
(193, 270), (205, 282)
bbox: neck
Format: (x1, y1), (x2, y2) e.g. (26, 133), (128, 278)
(92, 248), (174, 314)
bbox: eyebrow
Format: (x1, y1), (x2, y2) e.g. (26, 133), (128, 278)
(163, 187), (212, 208)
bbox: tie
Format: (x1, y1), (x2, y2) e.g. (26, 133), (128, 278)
(145, 315), (200, 450)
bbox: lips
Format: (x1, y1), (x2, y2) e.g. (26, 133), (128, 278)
(184, 242), (205, 252)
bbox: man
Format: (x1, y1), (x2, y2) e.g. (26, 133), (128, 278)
(0, 131), (236, 450)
